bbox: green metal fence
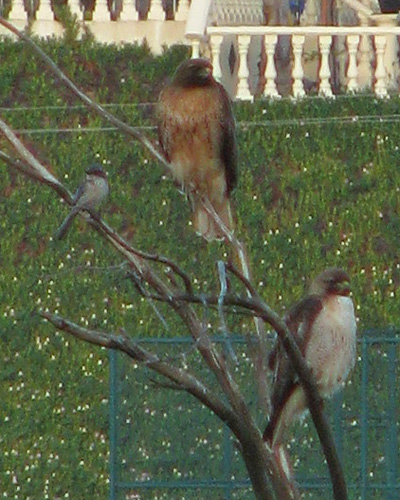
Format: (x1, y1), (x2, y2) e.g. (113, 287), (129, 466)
(109, 329), (399, 500)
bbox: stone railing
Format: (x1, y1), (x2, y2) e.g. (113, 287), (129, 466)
(192, 18), (400, 100)
(0, 0), (191, 54)
(2, 0), (400, 100)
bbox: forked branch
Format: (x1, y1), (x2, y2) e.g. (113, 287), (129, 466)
(40, 311), (238, 426)
(0, 21), (348, 499)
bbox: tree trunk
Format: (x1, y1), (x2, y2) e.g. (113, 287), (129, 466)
(230, 417), (299, 500)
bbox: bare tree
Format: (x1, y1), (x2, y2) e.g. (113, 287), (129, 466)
(0, 18), (349, 500)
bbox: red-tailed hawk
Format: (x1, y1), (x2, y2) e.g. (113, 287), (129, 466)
(264, 268), (357, 447)
(157, 58), (237, 241)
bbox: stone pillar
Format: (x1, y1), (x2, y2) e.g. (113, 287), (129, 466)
(372, 13), (399, 90)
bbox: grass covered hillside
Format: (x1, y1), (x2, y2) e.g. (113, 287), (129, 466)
(0, 32), (400, 498)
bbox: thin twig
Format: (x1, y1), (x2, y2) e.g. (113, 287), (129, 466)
(138, 288), (348, 500)
(201, 198), (271, 414)
(127, 247), (193, 295)
(40, 310), (239, 425)
(125, 269), (170, 331)
(226, 262), (263, 301)
(0, 142), (70, 202)
(0, 21), (348, 498)
(217, 260), (237, 363)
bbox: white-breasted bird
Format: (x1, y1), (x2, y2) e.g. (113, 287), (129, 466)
(264, 267), (357, 447)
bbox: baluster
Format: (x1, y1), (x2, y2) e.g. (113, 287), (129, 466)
(8, 0), (27, 23)
(68, 0), (83, 20)
(35, 0), (53, 20)
(32, 0), (61, 38)
(346, 34), (360, 93)
(263, 34), (279, 99)
(237, 34), (252, 101)
(148, 0), (164, 20)
(373, 14), (399, 90)
(357, 21), (373, 90)
(175, 0), (190, 21)
(292, 34), (305, 98)
(92, 0), (110, 20)
(319, 35), (333, 97)
(302, 0), (318, 25)
(374, 34), (388, 98)
(210, 34), (223, 82)
(120, 0), (138, 21)
(190, 38), (201, 59)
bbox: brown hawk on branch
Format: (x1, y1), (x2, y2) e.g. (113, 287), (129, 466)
(264, 268), (357, 448)
(157, 58), (237, 241)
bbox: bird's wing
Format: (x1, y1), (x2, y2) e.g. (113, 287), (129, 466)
(264, 295), (323, 445)
(158, 82), (237, 190)
(285, 294), (324, 354)
(268, 296), (323, 418)
(216, 82), (238, 194)
(156, 88), (173, 163)
(71, 182), (85, 204)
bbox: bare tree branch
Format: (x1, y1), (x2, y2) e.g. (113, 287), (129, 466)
(0, 17), (170, 173)
(41, 310), (297, 500)
(201, 198), (272, 414)
(0, 125), (237, 412)
(39, 310), (239, 424)
(125, 247), (193, 295)
(141, 288), (348, 500)
(0, 15), (272, 418)
(0, 141), (70, 203)
(0, 22), (349, 499)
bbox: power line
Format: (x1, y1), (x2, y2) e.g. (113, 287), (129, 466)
(240, 114), (400, 128)
(13, 126), (155, 135)
(9, 114), (400, 136)
(0, 90), (392, 114)
(0, 102), (154, 113)
(0, 91), (396, 114)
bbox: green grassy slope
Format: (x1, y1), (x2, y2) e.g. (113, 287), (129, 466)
(0, 35), (399, 498)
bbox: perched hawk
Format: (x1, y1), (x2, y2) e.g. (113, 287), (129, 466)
(264, 268), (357, 447)
(157, 58), (237, 241)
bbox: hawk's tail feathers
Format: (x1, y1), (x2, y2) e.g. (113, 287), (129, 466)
(192, 197), (234, 242)
(263, 384), (306, 447)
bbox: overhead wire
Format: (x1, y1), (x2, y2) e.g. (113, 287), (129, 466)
(1, 93), (400, 135)
(7, 114), (400, 136)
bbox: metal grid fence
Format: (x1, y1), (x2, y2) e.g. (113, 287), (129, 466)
(109, 329), (400, 500)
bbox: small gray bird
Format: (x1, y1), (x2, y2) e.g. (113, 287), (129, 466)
(55, 164), (109, 240)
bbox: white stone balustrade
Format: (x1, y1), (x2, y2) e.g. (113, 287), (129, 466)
(205, 25), (400, 100)
(347, 34), (360, 93)
(292, 35), (305, 98)
(1, 0), (188, 54)
(2, 0), (400, 101)
(263, 34), (279, 99)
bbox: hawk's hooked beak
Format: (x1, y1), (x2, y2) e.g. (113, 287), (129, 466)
(200, 65), (213, 79)
(337, 280), (351, 296)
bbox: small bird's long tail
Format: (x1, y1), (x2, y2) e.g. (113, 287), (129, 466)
(54, 208), (79, 240)
(192, 197), (234, 242)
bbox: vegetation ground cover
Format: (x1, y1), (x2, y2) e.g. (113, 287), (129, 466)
(1, 34), (399, 498)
